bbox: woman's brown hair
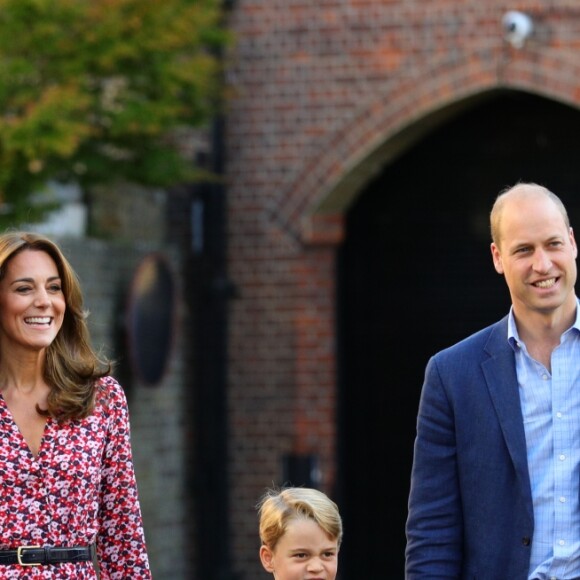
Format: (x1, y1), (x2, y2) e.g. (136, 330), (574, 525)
(0, 232), (111, 420)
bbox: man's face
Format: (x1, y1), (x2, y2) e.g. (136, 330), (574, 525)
(490, 193), (578, 322)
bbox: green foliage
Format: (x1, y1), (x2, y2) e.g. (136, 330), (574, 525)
(0, 0), (229, 224)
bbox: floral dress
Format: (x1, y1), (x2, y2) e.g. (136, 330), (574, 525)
(0, 376), (151, 579)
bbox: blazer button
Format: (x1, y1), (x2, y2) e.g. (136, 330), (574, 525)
(522, 537), (531, 546)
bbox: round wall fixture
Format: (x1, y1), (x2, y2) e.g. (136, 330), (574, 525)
(502, 10), (534, 49)
(126, 253), (176, 386)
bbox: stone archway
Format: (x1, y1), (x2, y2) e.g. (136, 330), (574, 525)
(273, 47), (580, 246)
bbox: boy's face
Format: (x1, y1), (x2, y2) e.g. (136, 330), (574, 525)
(259, 517), (339, 580)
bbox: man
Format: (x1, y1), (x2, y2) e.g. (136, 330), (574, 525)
(405, 183), (580, 579)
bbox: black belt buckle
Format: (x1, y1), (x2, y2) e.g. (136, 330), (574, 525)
(16, 546), (41, 567)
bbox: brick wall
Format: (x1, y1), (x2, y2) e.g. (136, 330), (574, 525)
(225, 1), (580, 577)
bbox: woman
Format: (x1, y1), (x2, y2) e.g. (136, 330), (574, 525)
(0, 231), (151, 578)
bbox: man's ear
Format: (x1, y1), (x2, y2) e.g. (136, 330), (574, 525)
(259, 545), (275, 573)
(491, 242), (504, 274)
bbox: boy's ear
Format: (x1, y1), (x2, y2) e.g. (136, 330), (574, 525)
(259, 545), (275, 573)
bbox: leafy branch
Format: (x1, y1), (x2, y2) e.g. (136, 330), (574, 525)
(0, 0), (230, 224)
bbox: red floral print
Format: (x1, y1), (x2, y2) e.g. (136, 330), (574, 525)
(0, 376), (151, 579)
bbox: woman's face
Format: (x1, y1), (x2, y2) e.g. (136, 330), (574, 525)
(259, 518), (339, 580)
(0, 249), (66, 353)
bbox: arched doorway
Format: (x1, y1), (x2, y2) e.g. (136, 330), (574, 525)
(336, 90), (580, 578)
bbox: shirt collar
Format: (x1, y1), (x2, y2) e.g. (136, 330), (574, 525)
(507, 298), (580, 350)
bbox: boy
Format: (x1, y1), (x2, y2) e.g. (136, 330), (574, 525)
(257, 487), (343, 580)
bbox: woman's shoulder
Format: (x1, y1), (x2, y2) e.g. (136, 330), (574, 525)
(94, 375), (128, 408)
(96, 375), (122, 390)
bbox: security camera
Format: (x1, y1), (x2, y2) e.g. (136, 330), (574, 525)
(502, 11), (534, 49)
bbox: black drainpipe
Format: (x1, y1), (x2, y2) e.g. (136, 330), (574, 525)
(186, 2), (238, 579)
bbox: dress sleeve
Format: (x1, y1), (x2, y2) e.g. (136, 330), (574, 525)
(96, 378), (152, 579)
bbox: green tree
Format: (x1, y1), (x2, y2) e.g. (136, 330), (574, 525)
(0, 0), (229, 225)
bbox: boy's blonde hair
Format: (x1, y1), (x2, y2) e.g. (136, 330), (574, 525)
(257, 487), (343, 550)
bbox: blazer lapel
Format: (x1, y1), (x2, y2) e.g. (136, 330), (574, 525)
(481, 318), (533, 518)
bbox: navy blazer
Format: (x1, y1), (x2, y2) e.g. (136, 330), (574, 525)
(405, 316), (534, 580)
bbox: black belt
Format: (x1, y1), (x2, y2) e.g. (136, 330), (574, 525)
(0, 545), (93, 566)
